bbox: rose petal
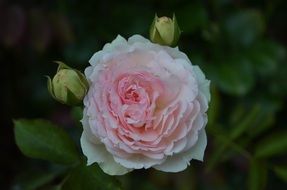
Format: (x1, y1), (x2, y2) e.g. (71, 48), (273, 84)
(128, 34), (150, 44)
(153, 129), (207, 172)
(81, 129), (131, 175)
(183, 129), (207, 161)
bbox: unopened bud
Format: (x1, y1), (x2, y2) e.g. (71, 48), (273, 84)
(47, 61), (89, 106)
(149, 14), (181, 47)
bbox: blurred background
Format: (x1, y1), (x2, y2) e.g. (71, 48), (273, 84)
(1, 0), (287, 189)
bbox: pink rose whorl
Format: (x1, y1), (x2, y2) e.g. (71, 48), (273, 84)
(81, 35), (210, 175)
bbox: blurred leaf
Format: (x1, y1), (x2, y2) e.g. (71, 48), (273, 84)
(248, 159), (267, 190)
(62, 164), (121, 190)
(12, 169), (63, 190)
(14, 119), (80, 165)
(229, 104), (245, 126)
(262, 40), (286, 61)
(206, 126), (251, 171)
(223, 10), (265, 48)
(177, 3), (208, 33)
(247, 99), (279, 138)
(230, 104), (261, 139)
(148, 170), (170, 188)
(207, 56), (254, 95)
(229, 99), (279, 139)
(207, 86), (220, 126)
(249, 45), (277, 76)
(48, 186), (62, 190)
(273, 165), (287, 182)
(202, 23), (220, 42)
(249, 40), (285, 76)
(70, 106), (83, 122)
(205, 144), (227, 171)
(255, 131), (287, 158)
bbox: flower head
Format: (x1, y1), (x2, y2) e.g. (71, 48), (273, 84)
(81, 35), (210, 175)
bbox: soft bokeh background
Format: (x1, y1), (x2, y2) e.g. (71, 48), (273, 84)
(1, 0), (287, 189)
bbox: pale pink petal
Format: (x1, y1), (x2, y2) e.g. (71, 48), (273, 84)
(81, 34), (210, 175)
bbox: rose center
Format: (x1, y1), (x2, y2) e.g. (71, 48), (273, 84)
(125, 85), (141, 102)
(117, 75), (152, 128)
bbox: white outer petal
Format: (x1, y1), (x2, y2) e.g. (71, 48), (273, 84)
(128, 34), (150, 44)
(113, 154), (165, 169)
(193, 65), (211, 102)
(153, 129), (207, 172)
(89, 35), (127, 66)
(163, 46), (191, 64)
(81, 133), (131, 175)
(81, 113), (132, 175)
(183, 129), (207, 161)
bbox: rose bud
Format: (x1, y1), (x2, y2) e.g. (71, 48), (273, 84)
(149, 14), (181, 47)
(47, 61), (89, 106)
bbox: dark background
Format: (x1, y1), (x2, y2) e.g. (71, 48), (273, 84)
(1, 0), (287, 189)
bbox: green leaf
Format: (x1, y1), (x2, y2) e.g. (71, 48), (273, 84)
(62, 164), (122, 190)
(14, 119), (80, 165)
(248, 159), (267, 190)
(273, 165), (287, 182)
(255, 131), (287, 158)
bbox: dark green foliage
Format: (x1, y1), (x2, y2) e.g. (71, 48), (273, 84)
(3, 0), (287, 189)
(62, 164), (122, 190)
(14, 119), (81, 165)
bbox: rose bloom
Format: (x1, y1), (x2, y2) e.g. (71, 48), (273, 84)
(81, 35), (210, 175)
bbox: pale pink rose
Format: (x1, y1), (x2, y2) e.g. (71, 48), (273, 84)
(81, 35), (210, 175)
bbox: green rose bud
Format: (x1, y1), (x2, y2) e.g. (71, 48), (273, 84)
(47, 61), (89, 106)
(149, 14), (181, 47)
